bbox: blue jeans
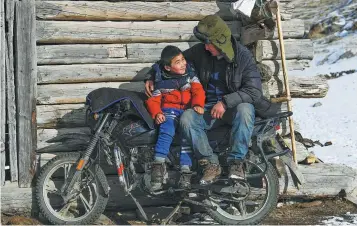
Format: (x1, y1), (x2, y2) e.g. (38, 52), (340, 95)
(180, 103), (255, 164)
(155, 108), (192, 166)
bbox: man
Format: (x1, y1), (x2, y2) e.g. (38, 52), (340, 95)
(145, 15), (279, 185)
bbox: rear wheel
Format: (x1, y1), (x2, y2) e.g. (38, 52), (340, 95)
(205, 161), (279, 225)
(36, 153), (109, 225)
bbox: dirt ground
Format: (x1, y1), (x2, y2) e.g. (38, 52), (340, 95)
(263, 198), (357, 225)
(1, 198), (356, 225)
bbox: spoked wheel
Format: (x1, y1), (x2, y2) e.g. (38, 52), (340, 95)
(36, 153), (109, 225)
(205, 161), (279, 225)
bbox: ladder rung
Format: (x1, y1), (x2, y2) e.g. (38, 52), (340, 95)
(271, 96), (291, 103)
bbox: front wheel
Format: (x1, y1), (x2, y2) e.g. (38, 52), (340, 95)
(205, 161), (279, 225)
(35, 153), (109, 225)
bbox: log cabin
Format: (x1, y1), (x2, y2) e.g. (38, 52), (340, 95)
(0, 0), (355, 214)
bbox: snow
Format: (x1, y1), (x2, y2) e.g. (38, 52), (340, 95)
(289, 33), (357, 170)
(343, 21), (354, 30)
(293, 72), (357, 169)
(287, 33), (357, 226)
(321, 213), (357, 225)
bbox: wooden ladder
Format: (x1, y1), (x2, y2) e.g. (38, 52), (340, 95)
(269, 0), (298, 164)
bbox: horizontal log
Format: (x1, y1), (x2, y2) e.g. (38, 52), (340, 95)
(38, 64), (152, 84)
(37, 82), (145, 104)
(37, 102), (289, 129)
(37, 74), (327, 105)
(37, 104), (86, 128)
(254, 39), (313, 62)
(258, 59), (311, 81)
(36, 20), (241, 44)
(36, 1), (233, 21)
(241, 19), (305, 45)
(127, 42), (199, 62)
(37, 42), (200, 65)
(37, 103), (289, 147)
(37, 44), (127, 65)
(38, 59), (312, 84)
(37, 39), (313, 65)
(272, 20), (305, 38)
(265, 75), (329, 98)
(37, 127), (91, 152)
(280, 164), (357, 198)
(36, 104), (291, 150)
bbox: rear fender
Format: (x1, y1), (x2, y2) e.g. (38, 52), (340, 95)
(273, 134), (305, 187)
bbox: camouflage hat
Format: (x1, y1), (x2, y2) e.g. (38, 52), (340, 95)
(194, 15), (234, 61)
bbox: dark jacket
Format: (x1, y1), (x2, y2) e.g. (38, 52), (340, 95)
(147, 37), (280, 118)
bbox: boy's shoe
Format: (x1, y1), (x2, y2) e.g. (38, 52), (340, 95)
(179, 172), (192, 189)
(199, 163), (221, 185)
(228, 160), (245, 180)
(151, 162), (166, 185)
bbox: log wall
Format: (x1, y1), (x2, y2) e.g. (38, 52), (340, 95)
(16, 0), (37, 188)
(2, 0), (23, 186)
(35, 1), (323, 155)
(1, 0), (6, 186)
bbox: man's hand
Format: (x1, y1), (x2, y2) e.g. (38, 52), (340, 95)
(193, 106), (204, 115)
(145, 80), (154, 97)
(155, 113), (166, 124)
(211, 101), (226, 119)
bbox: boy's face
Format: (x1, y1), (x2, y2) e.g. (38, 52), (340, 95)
(165, 53), (187, 75)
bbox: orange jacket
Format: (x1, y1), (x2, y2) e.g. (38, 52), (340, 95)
(146, 64), (205, 119)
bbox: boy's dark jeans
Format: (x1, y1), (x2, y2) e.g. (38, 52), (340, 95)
(180, 103), (255, 164)
(155, 108), (192, 167)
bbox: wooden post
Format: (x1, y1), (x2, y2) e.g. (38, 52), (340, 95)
(15, 0), (37, 188)
(6, 0), (18, 182)
(1, 0), (7, 186)
(272, 1), (298, 164)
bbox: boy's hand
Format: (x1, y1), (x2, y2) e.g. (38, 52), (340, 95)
(193, 106), (204, 114)
(145, 80), (154, 97)
(155, 113), (166, 124)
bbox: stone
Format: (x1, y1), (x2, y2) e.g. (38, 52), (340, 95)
(312, 102), (322, 107)
(324, 141), (333, 146)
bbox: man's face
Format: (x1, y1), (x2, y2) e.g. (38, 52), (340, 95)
(205, 43), (221, 56)
(165, 53), (187, 75)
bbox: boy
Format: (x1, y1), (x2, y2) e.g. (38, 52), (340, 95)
(145, 45), (205, 188)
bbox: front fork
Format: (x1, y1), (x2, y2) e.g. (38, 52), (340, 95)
(113, 145), (129, 193)
(61, 113), (110, 197)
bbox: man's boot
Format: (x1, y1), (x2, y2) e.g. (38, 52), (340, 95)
(151, 162), (166, 187)
(199, 163), (221, 185)
(228, 160), (245, 180)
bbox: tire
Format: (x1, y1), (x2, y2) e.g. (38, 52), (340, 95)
(35, 153), (109, 225)
(206, 162), (279, 225)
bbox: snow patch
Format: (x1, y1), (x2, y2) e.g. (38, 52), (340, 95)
(321, 213), (357, 225)
(288, 32), (357, 169)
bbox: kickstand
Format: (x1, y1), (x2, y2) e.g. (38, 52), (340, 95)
(161, 201), (182, 225)
(128, 192), (148, 222)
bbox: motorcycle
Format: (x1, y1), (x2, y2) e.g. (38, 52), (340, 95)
(35, 87), (298, 225)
